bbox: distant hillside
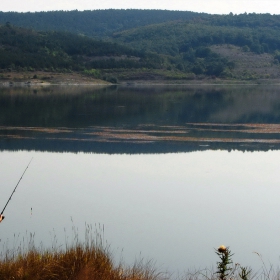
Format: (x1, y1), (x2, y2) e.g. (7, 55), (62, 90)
(210, 45), (280, 79)
(0, 24), (163, 77)
(113, 20), (280, 55)
(2, 10), (280, 81)
(111, 16), (280, 79)
(0, 10), (207, 38)
(203, 13), (280, 28)
(0, 23), (234, 80)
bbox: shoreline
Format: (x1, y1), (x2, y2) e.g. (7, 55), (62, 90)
(1, 71), (280, 86)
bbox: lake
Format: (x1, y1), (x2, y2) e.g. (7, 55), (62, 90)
(1, 84), (280, 277)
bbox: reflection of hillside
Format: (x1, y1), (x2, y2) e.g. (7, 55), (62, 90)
(208, 90), (280, 123)
(1, 137), (279, 154)
(1, 85), (280, 126)
(1, 85), (280, 127)
(1, 85), (280, 153)
(1, 124), (280, 154)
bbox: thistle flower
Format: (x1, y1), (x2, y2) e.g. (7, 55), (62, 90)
(218, 245), (227, 253)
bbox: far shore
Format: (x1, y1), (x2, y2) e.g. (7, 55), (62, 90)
(1, 71), (280, 86)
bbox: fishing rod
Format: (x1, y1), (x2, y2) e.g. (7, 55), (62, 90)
(1, 158), (33, 215)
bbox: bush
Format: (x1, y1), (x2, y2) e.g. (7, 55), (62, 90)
(103, 75), (118, 84)
(83, 68), (101, 78)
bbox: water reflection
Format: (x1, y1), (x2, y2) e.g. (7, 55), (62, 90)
(1, 85), (280, 153)
(1, 85), (280, 276)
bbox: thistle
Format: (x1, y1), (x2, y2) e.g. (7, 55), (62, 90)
(216, 245), (233, 280)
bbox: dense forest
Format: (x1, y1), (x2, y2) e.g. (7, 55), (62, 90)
(0, 24), (164, 77)
(0, 23), (233, 80)
(0, 10), (207, 38)
(1, 10), (280, 80)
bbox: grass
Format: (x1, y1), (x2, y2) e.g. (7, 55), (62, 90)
(0, 246), (160, 280)
(0, 225), (165, 280)
(0, 229), (279, 280)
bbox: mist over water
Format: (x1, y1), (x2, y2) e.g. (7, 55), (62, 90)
(1, 85), (280, 276)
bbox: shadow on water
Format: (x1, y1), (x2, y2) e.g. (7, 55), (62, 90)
(1, 84), (280, 153)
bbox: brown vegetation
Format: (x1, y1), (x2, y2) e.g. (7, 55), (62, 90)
(0, 247), (163, 280)
(0, 227), (164, 280)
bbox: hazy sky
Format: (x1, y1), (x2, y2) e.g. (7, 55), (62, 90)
(1, 0), (279, 14)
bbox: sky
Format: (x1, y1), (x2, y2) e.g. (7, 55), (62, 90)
(1, 0), (280, 15)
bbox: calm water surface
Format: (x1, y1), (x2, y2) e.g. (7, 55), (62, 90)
(1, 85), (280, 276)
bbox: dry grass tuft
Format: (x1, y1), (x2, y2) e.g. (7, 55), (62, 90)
(0, 246), (114, 280)
(0, 246), (165, 280)
(0, 225), (165, 280)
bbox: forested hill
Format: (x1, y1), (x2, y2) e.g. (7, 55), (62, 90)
(113, 20), (280, 55)
(0, 10), (207, 38)
(0, 24), (163, 75)
(203, 13), (280, 28)
(2, 10), (280, 81)
(1, 10), (280, 39)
